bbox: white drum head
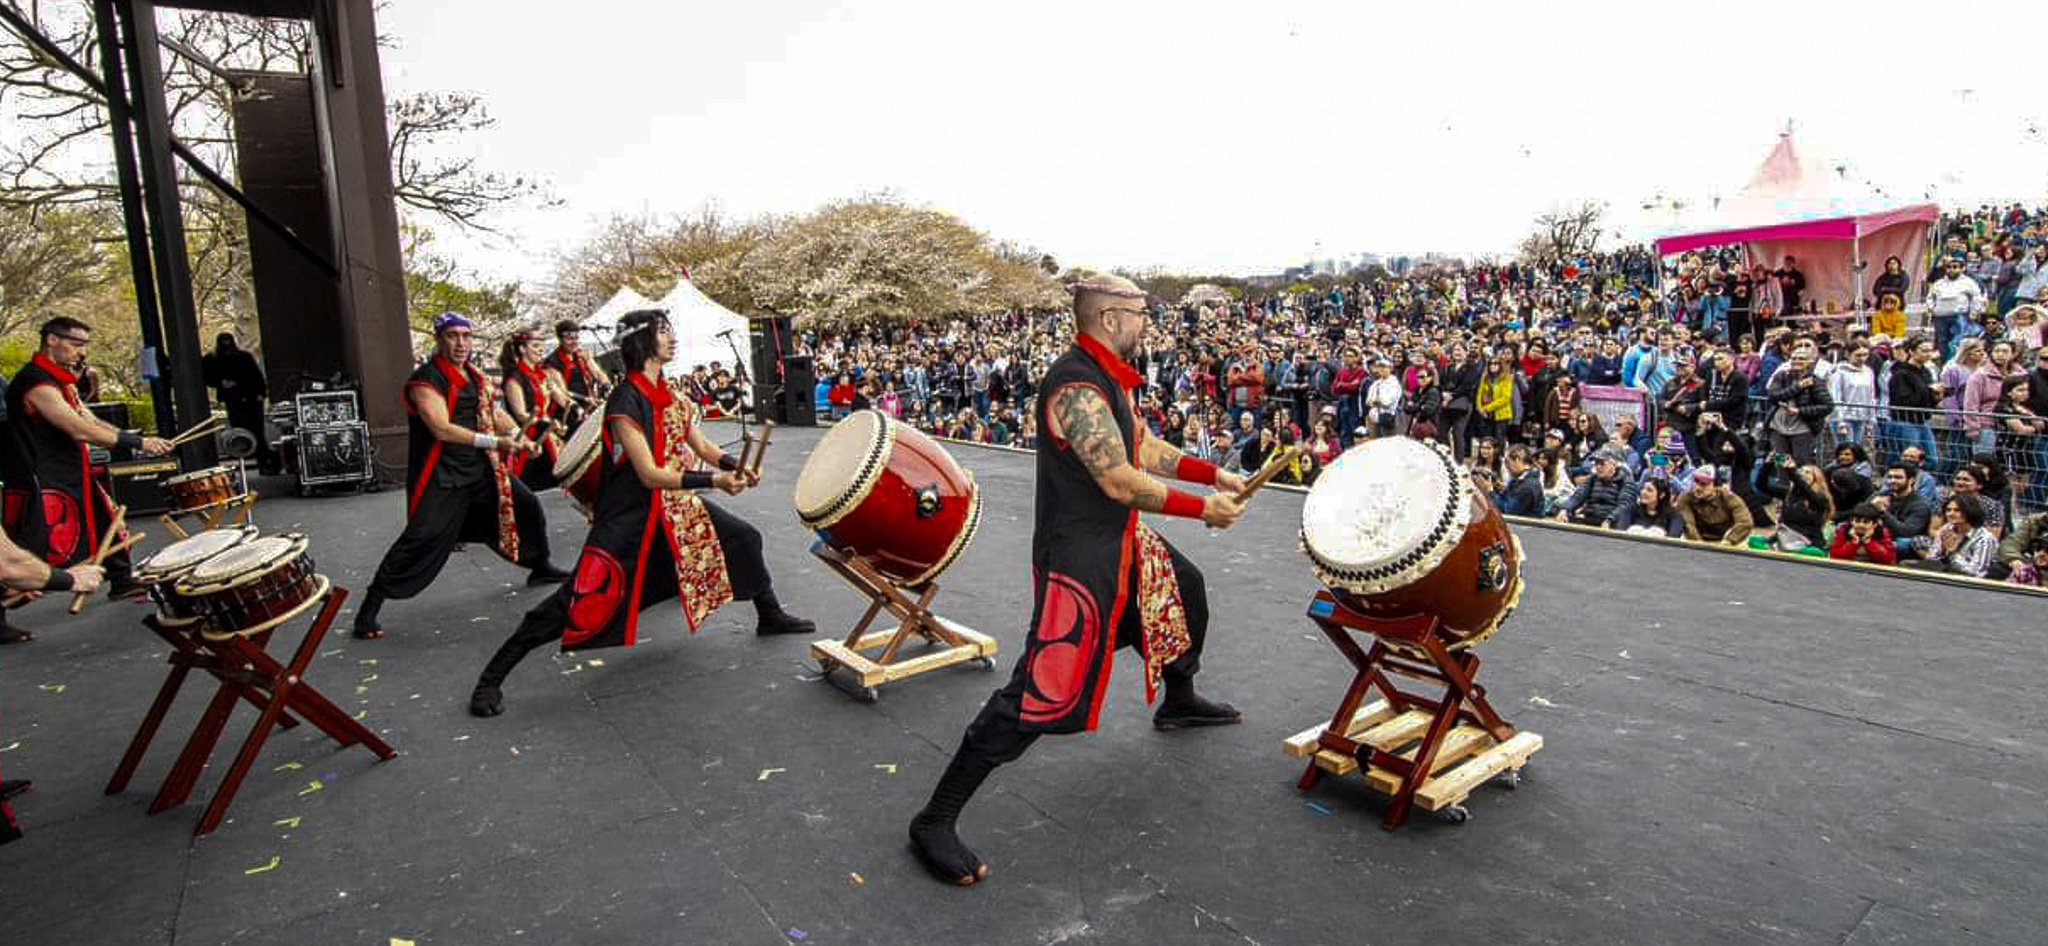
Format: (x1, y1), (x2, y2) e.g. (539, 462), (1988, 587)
(553, 413), (606, 480)
(1301, 437), (1470, 593)
(186, 534), (302, 587)
(794, 410), (892, 526)
(138, 526), (252, 579)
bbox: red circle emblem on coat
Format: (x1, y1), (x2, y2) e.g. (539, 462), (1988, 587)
(1019, 571), (1101, 724)
(563, 547), (626, 644)
(41, 489), (83, 564)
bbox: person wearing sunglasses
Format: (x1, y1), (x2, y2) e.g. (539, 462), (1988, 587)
(1, 317), (173, 604)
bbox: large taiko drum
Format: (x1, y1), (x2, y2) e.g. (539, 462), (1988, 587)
(134, 524), (257, 626)
(552, 412), (606, 515)
(164, 465), (243, 513)
(794, 410), (981, 586)
(1300, 437), (1522, 647)
(173, 533), (328, 640)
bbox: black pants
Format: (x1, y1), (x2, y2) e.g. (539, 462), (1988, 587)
(366, 477), (550, 599)
(477, 500), (770, 687)
(955, 541), (1211, 762)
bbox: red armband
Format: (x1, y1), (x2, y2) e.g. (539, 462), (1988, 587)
(1175, 456), (1219, 486)
(1161, 489), (1206, 520)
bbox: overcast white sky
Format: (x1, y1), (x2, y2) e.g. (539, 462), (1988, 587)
(375, 0), (2048, 280)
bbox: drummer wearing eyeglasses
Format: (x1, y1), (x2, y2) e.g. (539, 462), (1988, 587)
(1, 317), (173, 605)
(909, 274), (1247, 887)
(466, 309), (814, 718)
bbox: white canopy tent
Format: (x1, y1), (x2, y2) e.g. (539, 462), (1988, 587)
(577, 286), (661, 340)
(653, 276), (752, 379)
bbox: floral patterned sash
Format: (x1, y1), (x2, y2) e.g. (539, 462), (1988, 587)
(656, 383), (731, 632)
(1134, 523), (1191, 703)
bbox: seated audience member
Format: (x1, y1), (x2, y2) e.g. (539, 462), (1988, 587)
(1768, 459), (1835, 550)
(1614, 478), (1684, 537)
(1870, 462), (1936, 557)
(1897, 445), (1942, 507)
(1994, 511), (2047, 581)
(1560, 448), (1635, 527)
(2005, 535), (2048, 587)
(1638, 428), (1693, 485)
(1495, 445), (1546, 516)
(1826, 465), (1876, 514)
(1677, 467), (1753, 546)
(1828, 504), (1897, 565)
(1906, 494), (1998, 577)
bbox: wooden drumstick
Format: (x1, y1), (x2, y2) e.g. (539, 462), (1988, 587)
(748, 421), (775, 477)
(1234, 445), (1307, 505)
(69, 506), (131, 614)
(737, 430), (756, 473)
(165, 415), (225, 447)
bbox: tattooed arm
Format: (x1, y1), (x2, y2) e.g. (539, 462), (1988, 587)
(1048, 384), (1242, 528)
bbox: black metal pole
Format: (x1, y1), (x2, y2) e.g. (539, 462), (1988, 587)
(90, 0), (174, 434)
(116, 0), (211, 462)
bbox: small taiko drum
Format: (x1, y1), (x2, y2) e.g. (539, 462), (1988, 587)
(794, 409), (981, 586)
(1300, 437), (1523, 647)
(174, 533), (327, 640)
(164, 465), (242, 513)
(552, 412), (606, 514)
(134, 524), (257, 626)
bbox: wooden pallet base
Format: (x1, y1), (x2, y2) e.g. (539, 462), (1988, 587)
(810, 618), (996, 688)
(1284, 699), (1542, 813)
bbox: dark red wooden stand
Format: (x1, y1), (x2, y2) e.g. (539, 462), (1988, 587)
(106, 584), (396, 835)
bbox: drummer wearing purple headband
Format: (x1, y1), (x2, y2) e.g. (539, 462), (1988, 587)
(466, 308), (814, 717)
(351, 311), (571, 640)
(908, 274), (1248, 887)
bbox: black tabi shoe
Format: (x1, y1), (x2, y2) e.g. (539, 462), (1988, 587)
(106, 578), (149, 602)
(351, 594), (386, 640)
(469, 684), (504, 718)
(908, 814), (989, 887)
(0, 779), (29, 800)
(526, 562), (572, 587)
(1152, 692), (1243, 731)
(755, 610), (816, 637)
(0, 625), (31, 645)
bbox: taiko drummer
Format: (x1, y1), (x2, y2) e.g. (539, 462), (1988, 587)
(351, 312), (571, 639)
(467, 309), (814, 718)
(909, 274), (1247, 887)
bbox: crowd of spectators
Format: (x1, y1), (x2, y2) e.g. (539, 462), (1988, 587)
(671, 202), (2048, 588)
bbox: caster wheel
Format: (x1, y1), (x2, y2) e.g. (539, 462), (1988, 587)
(859, 686), (879, 704)
(972, 657), (995, 672)
(817, 657), (840, 675)
(1438, 804), (1470, 824)
(1492, 768), (1521, 791)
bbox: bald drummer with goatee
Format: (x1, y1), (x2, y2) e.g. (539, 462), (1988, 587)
(907, 273), (1248, 886)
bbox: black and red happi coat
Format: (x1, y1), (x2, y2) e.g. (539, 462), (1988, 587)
(558, 373), (732, 652)
(546, 348), (598, 399)
(1015, 334), (1192, 735)
(403, 355), (522, 561)
(1, 353), (125, 566)
(502, 362), (560, 487)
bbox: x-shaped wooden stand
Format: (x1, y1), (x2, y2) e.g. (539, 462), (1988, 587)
(106, 583), (396, 835)
(807, 543), (996, 702)
(158, 492), (258, 540)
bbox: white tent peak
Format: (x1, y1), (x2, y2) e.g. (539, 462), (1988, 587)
(651, 274), (752, 379)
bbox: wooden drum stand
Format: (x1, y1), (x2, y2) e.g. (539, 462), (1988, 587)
(106, 581), (396, 835)
(807, 543), (996, 703)
(1282, 590), (1543, 830)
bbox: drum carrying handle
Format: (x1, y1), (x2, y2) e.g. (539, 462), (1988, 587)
(914, 483), (941, 518)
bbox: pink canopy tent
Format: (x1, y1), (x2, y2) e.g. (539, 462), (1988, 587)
(1654, 134), (1938, 312)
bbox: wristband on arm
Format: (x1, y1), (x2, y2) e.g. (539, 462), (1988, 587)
(41, 568), (74, 593)
(716, 453), (742, 472)
(1161, 488), (1206, 520)
(680, 470), (716, 490)
(471, 432), (499, 450)
(1175, 456), (1219, 485)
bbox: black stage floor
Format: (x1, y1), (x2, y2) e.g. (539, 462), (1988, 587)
(2, 425), (2041, 945)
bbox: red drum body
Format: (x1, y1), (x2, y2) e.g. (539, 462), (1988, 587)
(794, 410), (980, 586)
(135, 524), (257, 626)
(165, 466), (241, 512)
(552, 413), (605, 514)
(173, 534), (325, 640)
(1300, 437), (1522, 647)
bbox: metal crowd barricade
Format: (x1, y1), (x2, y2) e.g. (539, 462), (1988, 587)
(1740, 395), (2048, 513)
